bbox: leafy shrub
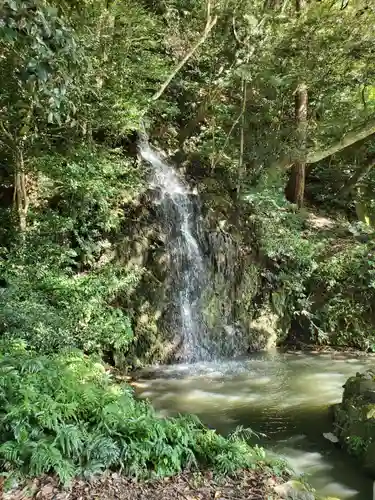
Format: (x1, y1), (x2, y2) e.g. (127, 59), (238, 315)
(245, 186), (320, 329)
(0, 258), (140, 353)
(310, 242), (375, 349)
(0, 345), (265, 485)
(245, 186), (375, 348)
(0, 145), (144, 355)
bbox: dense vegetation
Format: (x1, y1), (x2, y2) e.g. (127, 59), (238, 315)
(1, 0), (375, 488)
(0, 342), (272, 487)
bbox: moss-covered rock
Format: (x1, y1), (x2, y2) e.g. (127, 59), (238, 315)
(333, 369), (375, 476)
(274, 479), (315, 500)
(273, 479), (337, 500)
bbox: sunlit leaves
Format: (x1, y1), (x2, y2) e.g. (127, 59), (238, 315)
(0, 0), (83, 146)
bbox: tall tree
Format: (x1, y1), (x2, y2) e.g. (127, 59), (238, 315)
(0, 0), (81, 231)
(285, 0), (308, 207)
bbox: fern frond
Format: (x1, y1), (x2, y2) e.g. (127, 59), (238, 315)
(55, 458), (76, 486)
(0, 441), (23, 465)
(228, 425), (265, 441)
(54, 424), (84, 458)
(84, 433), (120, 467)
(29, 441), (63, 476)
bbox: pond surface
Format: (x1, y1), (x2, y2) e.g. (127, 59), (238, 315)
(134, 350), (375, 499)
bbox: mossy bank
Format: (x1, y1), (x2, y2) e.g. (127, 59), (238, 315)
(333, 369), (375, 476)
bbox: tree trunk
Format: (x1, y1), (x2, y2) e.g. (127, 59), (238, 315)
(285, 0), (307, 208)
(152, 0), (218, 102)
(13, 148), (29, 232)
(236, 79), (247, 197)
(285, 83), (308, 207)
(307, 120), (375, 165)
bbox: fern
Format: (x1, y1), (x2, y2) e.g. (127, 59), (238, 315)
(80, 459), (106, 479)
(29, 441), (63, 476)
(228, 425), (265, 441)
(84, 433), (120, 467)
(55, 458), (76, 485)
(54, 424), (84, 458)
(0, 346), (277, 484)
(0, 441), (23, 465)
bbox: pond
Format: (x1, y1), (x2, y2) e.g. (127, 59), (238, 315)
(134, 350), (374, 499)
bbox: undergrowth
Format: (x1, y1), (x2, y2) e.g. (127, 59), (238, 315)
(0, 343), (271, 488)
(246, 185), (375, 349)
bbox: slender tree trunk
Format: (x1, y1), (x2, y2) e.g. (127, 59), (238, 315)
(13, 148), (29, 232)
(236, 79), (247, 197)
(285, 0), (307, 207)
(152, 0), (217, 102)
(286, 83), (308, 207)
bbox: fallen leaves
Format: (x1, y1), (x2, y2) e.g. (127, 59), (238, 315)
(4, 469), (286, 500)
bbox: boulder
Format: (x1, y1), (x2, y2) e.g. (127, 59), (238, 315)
(273, 480), (315, 500)
(333, 369), (375, 476)
(364, 441), (375, 476)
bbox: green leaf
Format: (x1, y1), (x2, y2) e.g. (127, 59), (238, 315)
(36, 65), (49, 82)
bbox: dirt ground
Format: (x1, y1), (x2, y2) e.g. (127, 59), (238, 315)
(4, 469), (285, 500)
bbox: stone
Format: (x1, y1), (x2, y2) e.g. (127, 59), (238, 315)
(273, 480), (315, 500)
(360, 379), (375, 394)
(38, 484), (54, 497)
(364, 442), (375, 477)
(333, 369), (375, 477)
(364, 390), (375, 403)
(323, 432), (339, 443)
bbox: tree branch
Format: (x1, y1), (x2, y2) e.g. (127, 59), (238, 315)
(0, 121), (16, 150)
(152, 1), (218, 101)
(340, 157), (375, 196)
(275, 118), (375, 170)
(307, 119), (375, 164)
(211, 105), (246, 170)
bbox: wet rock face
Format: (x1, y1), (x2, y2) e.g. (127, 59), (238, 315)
(115, 156), (282, 364)
(333, 369), (375, 476)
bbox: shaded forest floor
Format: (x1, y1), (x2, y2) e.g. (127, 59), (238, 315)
(4, 469), (286, 500)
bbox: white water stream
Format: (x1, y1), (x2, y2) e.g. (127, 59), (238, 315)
(135, 351), (375, 500)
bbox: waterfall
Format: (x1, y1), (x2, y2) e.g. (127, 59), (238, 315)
(138, 139), (209, 362)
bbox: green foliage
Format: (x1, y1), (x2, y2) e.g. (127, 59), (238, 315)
(246, 185), (375, 349)
(0, 258), (139, 352)
(0, 0), (82, 135)
(1, 0), (375, 487)
(0, 144), (143, 354)
(245, 185), (319, 327)
(310, 240), (375, 349)
(35, 146), (143, 252)
(347, 435), (368, 457)
(0, 346), (266, 484)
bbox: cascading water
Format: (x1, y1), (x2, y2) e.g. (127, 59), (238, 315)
(138, 138), (209, 362)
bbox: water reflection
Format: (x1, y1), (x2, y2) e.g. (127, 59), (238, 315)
(134, 351), (375, 499)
